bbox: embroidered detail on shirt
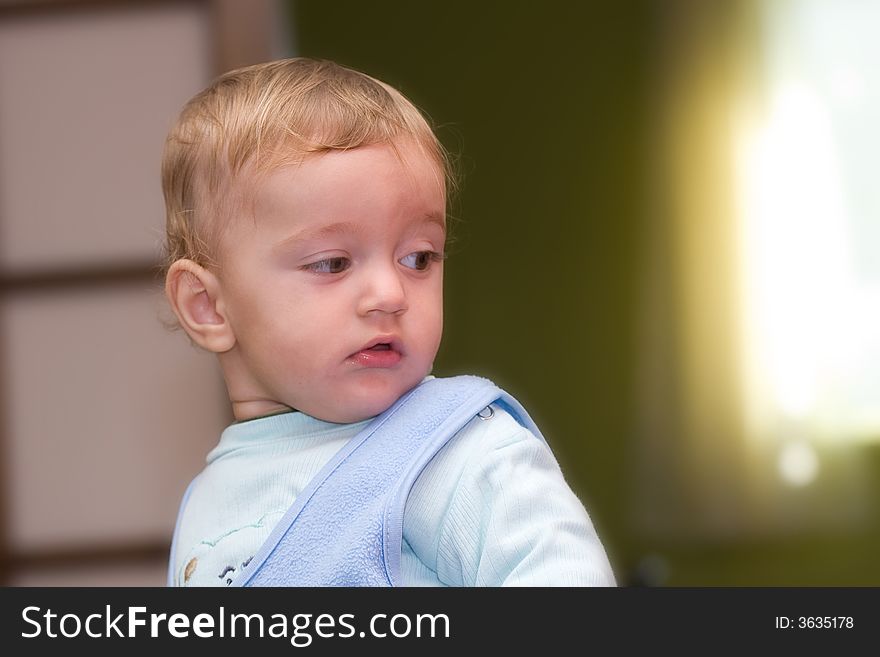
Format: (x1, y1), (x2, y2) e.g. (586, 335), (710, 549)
(184, 557), (198, 583)
(219, 557), (256, 586)
(198, 511), (285, 549)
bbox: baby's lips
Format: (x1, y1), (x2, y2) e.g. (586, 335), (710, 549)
(352, 335), (404, 356)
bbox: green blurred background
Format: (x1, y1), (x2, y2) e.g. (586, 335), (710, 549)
(288, 0), (880, 585)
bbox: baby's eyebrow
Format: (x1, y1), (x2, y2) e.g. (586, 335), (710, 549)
(275, 214), (445, 252)
(422, 212), (446, 232)
(274, 221), (364, 251)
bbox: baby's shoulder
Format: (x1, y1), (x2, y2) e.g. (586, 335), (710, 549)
(418, 375), (546, 453)
(436, 402), (547, 467)
(402, 400), (576, 583)
(408, 400), (553, 507)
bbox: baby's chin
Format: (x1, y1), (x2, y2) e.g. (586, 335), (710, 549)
(300, 375), (424, 424)
(304, 399), (396, 424)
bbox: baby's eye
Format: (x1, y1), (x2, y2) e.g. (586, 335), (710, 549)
(303, 257), (350, 274)
(399, 251), (443, 271)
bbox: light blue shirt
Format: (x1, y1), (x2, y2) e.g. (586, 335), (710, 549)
(171, 398), (615, 587)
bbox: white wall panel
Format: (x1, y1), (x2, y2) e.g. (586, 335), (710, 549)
(1, 286), (228, 551)
(0, 2), (211, 272)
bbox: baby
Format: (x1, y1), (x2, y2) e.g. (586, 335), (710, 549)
(163, 58), (615, 586)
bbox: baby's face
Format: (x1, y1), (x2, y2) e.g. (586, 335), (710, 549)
(217, 140), (445, 422)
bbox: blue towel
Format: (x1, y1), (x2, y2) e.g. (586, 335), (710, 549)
(233, 374), (545, 587)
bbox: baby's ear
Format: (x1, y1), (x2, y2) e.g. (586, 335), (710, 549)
(165, 259), (235, 353)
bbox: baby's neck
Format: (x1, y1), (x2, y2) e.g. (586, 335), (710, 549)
(231, 398), (294, 422)
(219, 351), (294, 422)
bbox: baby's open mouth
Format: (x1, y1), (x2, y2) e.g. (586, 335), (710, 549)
(347, 337), (403, 366)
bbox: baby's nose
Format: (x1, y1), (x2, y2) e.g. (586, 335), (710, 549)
(357, 264), (408, 316)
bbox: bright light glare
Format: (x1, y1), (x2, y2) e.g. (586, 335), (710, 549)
(737, 0), (880, 443)
(738, 84), (852, 421)
(777, 440), (819, 487)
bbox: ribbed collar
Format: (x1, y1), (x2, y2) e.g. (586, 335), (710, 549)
(208, 375), (435, 463)
(208, 411), (369, 463)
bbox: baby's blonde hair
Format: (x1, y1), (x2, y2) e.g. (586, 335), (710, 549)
(161, 57), (452, 272)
